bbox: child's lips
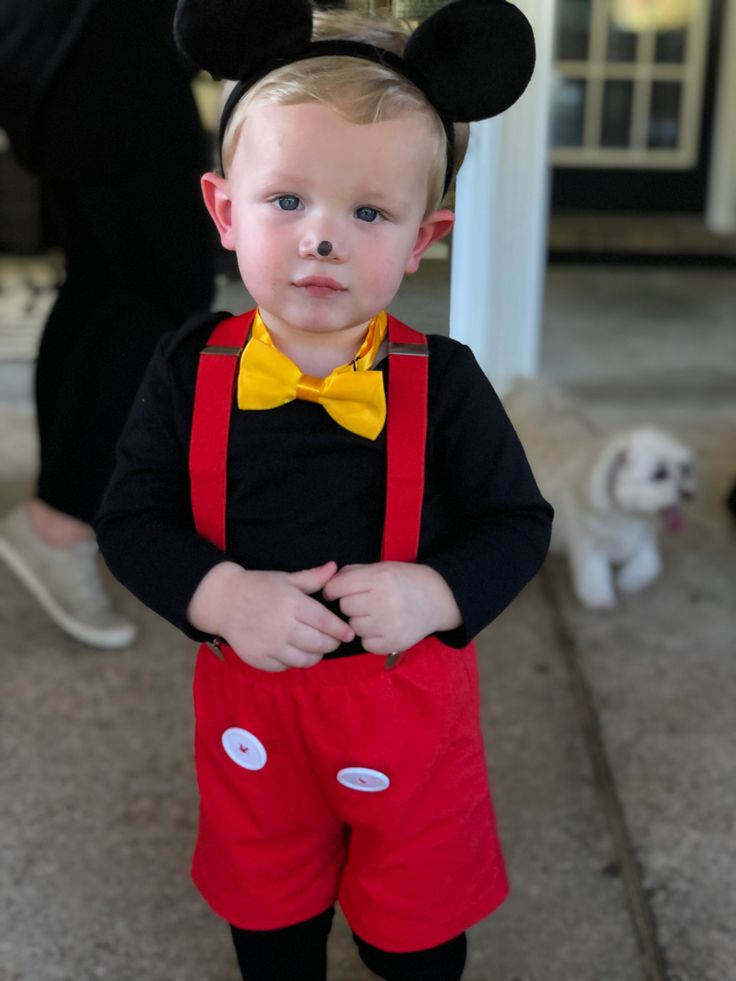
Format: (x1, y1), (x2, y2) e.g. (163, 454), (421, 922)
(293, 276), (347, 297)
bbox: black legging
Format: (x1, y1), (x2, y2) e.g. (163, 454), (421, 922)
(230, 909), (467, 981)
(27, 0), (215, 522)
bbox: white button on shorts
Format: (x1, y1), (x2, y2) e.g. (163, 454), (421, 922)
(221, 727), (267, 771)
(336, 767), (390, 792)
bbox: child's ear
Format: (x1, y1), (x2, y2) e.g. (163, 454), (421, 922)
(405, 209), (455, 274)
(201, 172), (235, 251)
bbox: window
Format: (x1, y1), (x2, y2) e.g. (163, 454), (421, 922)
(550, 0), (710, 168)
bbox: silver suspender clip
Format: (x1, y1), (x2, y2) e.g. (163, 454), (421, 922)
(201, 345), (244, 356)
(388, 342), (428, 357)
(385, 650), (405, 670)
(206, 637), (225, 660)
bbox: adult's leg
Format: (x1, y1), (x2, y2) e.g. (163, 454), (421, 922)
(35, 171), (213, 522)
(353, 931), (467, 981)
(32, 0), (214, 524)
(230, 908), (335, 981)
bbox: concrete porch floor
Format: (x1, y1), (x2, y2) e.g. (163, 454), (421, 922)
(0, 261), (734, 981)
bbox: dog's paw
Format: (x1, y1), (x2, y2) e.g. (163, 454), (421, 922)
(575, 582), (617, 610)
(617, 542), (661, 593)
(568, 549), (617, 610)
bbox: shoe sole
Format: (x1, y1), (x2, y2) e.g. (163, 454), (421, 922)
(0, 535), (137, 650)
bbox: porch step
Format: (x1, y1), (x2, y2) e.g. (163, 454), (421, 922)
(549, 211), (736, 261)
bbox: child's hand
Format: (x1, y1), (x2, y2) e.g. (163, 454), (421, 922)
(322, 562), (461, 654)
(188, 560), (354, 671)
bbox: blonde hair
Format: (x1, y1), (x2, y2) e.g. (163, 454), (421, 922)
(221, 9), (470, 213)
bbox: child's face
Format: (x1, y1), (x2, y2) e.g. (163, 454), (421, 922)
(202, 99), (453, 340)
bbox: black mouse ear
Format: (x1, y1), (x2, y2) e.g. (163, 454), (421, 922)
(404, 0), (536, 122)
(174, 0), (313, 80)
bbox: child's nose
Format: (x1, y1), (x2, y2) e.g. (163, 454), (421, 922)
(299, 233), (344, 261)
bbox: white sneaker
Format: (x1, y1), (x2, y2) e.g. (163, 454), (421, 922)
(0, 503), (138, 650)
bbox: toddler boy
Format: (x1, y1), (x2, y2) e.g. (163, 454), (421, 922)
(97, 3), (552, 979)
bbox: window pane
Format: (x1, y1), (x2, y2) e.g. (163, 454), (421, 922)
(551, 77), (586, 146)
(601, 80), (633, 147)
(606, 24), (638, 62)
(557, 0), (592, 60)
(655, 30), (686, 63)
(648, 81), (682, 147)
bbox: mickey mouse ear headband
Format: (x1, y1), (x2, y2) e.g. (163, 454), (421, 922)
(174, 0), (536, 192)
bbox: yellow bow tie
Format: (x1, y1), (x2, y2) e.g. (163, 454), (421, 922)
(237, 311), (387, 440)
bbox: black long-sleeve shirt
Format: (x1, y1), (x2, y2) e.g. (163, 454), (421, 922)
(97, 311), (553, 655)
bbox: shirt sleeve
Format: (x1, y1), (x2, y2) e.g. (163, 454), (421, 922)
(95, 321), (228, 641)
(422, 340), (553, 647)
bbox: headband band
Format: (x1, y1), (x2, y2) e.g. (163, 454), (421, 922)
(218, 39), (456, 194)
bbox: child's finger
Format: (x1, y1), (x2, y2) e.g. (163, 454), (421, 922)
(359, 634), (391, 655)
(287, 561), (338, 595)
(337, 593), (372, 618)
(257, 656), (292, 673)
(347, 614), (375, 638)
(323, 565), (372, 600)
(299, 596), (354, 643)
(334, 563), (367, 574)
(291, 621), (343, 655)
(279, 645), (324, 670)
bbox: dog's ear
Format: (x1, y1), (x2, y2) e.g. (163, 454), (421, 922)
(588, 438), (627, 511)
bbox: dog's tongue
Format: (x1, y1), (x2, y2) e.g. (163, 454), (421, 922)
(662, 505), (685, 533)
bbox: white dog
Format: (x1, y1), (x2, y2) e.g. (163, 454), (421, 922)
(504, 379), (695, 609)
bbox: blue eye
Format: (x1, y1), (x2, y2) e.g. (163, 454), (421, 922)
(356, 206), (381, 223)
(275, 195), (301, 211)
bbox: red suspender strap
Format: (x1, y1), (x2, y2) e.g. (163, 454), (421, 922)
(381, 316), (429, 564)
(189, 311), (254, 551)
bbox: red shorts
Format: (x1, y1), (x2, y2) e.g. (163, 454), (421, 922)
(191, 636), (508, 952)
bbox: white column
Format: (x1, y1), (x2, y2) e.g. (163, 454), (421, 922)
(449, 0), (556, 395)
(706, 0), (736, 234)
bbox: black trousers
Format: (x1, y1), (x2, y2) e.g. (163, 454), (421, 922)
(27, 0), (215, 522)
(34, 171), (214, 521)
(230, 909), (467, 981)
